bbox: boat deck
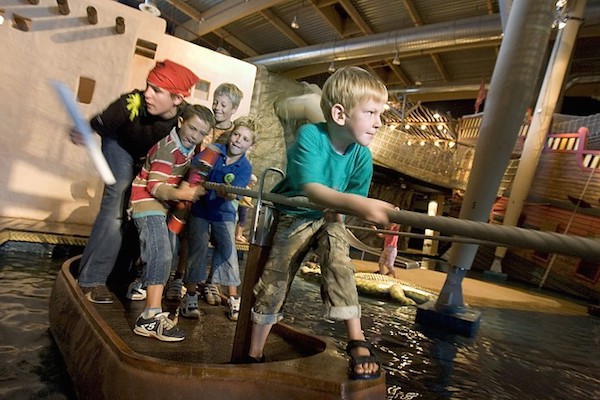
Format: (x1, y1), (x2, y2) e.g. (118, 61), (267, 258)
(73, 259), (318, 364)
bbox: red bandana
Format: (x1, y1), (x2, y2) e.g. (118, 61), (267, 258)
(147, 60), (199, 97)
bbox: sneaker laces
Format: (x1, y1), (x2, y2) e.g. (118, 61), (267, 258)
(208, 284), (220, 297)
(155, 312), (177, 331)
(229, 297), (240, 311)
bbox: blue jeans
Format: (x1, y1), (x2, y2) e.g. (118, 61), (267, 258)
(77, 136), (134, 287)
(186, 216), (240, 287)
(134, 215), (174, 286)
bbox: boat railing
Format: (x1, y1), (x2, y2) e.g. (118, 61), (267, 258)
(545, 127), (600, 170)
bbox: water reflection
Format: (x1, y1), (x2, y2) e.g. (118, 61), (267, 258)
(1, 252), (599, 400)
(0, 254), (76, 400)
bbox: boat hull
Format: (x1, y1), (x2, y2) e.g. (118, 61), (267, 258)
(49, 257), (386, 399)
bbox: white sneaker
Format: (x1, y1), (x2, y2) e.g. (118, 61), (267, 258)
(227, 296), (240, 321)
(126, 280), (146, 301)
(166, 278), (185, 301)
(181, 293), (202, 319)
(203, 284), (221, 306)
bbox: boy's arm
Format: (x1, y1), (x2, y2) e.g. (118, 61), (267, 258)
(146, 144), (205, 201)
(303, 182), (393, 225)
(70, 94), (129, 145)
(174, 181), (205, 202)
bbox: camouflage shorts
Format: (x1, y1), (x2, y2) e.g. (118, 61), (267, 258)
(251, 214), (361, 325)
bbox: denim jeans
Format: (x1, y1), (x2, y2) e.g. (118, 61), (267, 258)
(134, 215), (174, 286)
(186, 216), (240, 287)
(77, 136), (134, 287)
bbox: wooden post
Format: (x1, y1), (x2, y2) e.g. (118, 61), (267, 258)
(230, 243), (272, 363)
(12, 14), (31, 31)
(115, 17), (125, 34)
(57, 0), (69, 16)
(86, 6), (97, 25)
(230, 202), (277, 363)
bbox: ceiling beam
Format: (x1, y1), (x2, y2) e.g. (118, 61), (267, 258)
(260, 9), (308, 47)
(430, 54), (450, 82)
(213, 28), (260, 57)
(387, 62), (412, 85)
(338, 0), (373, 34)
(170, 0), (286, 38)
(401, 0), (423, 26)
(308, 0), (345, 37)
(400, 0), (452, 84)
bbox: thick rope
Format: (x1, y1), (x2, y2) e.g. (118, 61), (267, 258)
(203, 182), (600, 260)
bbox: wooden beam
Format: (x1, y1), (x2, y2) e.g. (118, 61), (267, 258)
(364, 64), (381, 80)
(308, 1), (345, 37)
(400, 0), (452, 85)
(388, 63), (412, 86)
(260, 9), (308, 47)
(214, 28), (259, 57)
(401, 0), (423, 26)
(430, 54), (450, 82)
(338, 0), (373, 34)
(170, 0), (286, 37)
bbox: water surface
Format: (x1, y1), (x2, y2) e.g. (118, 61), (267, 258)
(1, 251), (599, 400)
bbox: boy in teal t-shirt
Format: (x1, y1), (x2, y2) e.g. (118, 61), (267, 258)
(247, 66), (394, 380)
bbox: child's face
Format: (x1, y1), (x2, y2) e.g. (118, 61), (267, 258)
(227, 126), (254, 157)
(144, 82), (180, 118)
(212, 94), (238, 124)
(342, 98), (386, 147)
(177, 115), (211, 149)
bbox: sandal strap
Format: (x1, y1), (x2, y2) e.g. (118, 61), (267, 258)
(346, 339), (375, 356)
(349, 355), (380, 367)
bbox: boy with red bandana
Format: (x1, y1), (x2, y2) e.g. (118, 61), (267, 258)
(71, 60), (200, 304)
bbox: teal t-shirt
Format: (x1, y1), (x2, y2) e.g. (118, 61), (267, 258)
(272, 123), (373, 219)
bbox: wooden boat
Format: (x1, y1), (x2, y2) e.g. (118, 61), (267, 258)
(454, 113), (600, 301)
(49, 254), (385, 400)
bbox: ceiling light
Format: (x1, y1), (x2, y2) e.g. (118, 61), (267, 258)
(139, 0), (160, 17)
(290, 15), (299, 29)
(557, 18), (567, 29)
(392, 51), (401, 65)
(328, 61), (336, 74)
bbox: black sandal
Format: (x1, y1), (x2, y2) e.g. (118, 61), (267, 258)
(241, 354), (265, 364)
(345, 340), (381, 380)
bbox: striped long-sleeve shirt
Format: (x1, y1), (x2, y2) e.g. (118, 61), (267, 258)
(129, 128), (195, 218)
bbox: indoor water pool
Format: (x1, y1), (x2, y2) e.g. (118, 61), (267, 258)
(1, 251), (599, 400)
